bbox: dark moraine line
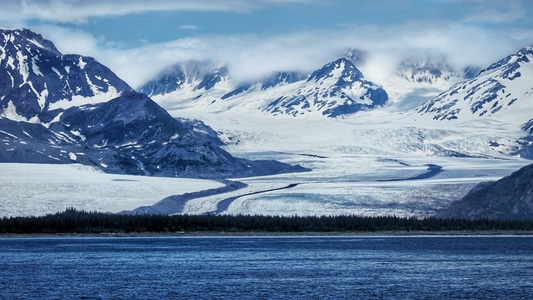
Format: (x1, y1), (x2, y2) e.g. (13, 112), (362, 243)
(378, 164), (443, 182)
(211, 183), (300, 214)
(122, 180), (248, 215)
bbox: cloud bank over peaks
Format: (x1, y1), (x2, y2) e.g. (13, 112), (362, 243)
(29, 23), (530, 89)
(1, 0), (531, 89)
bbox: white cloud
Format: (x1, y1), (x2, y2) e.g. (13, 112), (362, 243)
(31, 25), (100, 56)
(31, 20), (532, 89)
(7, 0), (529, 88)
(179, 25), (198, 30)
(462, 1), (528, 25)
(0, 0), (316, 24)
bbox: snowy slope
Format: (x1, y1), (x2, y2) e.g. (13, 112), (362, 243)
(414, 46), (533, 158)
(416, 46), (533, 123)
(221, 71), (307, 100)
(357, 53), (480, 112)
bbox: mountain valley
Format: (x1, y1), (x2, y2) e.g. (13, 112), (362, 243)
(2, 28), (533, 219)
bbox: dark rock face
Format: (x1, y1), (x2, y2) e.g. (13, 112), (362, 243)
(436, 163), (533, 220)
(0, 28), (307, 178)
(0, 91), (307, 178)
(513, 119), (533, 159)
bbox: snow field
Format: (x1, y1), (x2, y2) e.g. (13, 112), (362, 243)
(0, 163), (224, 217)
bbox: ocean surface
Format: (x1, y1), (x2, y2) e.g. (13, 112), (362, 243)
(0, 235), (532, 299)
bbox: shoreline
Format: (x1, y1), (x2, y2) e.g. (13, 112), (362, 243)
(2, 230), (533, 238)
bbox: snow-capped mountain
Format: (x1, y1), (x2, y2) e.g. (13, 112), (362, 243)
(416, 47), (533, 122)
(140, 50), (486, 119)
(141, 58), (388, 118)
(0, 28), (306, 178)
(263, 58), (388, 117)
(0, 29), (132, 123)
(414, 46), (533, 158)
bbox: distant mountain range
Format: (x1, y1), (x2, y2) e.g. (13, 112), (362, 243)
(0, 28), (306, 178)
(139, 45), (533, 159)
(138, 60), (229, 97)
(3, 28), (532, 166)
(137, 50), (481, 118)
(139, 56), (390, 118)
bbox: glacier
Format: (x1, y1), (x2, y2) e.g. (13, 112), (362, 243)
(3, 109), (529, 217)
(2, 28), (533, 218)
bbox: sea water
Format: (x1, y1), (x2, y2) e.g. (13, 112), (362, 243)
(0, 236), (532, 299)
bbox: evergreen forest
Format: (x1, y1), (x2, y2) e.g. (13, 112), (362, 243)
(1, 208), (533, 234)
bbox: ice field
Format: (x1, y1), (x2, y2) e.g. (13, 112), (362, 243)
(0, 163), (223, 217)
(2, 108), (530, 218)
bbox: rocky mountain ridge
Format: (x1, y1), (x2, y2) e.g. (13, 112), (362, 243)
(436, 162), (533, 220)
(0, 28), (132, 123)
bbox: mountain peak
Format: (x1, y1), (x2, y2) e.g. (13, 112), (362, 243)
(1, 28), (59, 53)
(308, 58), (364, 83)
(263, 58), (387, 117)
(0, 28), (132, 123)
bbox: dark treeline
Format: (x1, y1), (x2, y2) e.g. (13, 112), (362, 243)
(1, 208), (533, 234)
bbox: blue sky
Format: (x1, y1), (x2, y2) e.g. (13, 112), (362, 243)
(1, 0), (533, 87)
